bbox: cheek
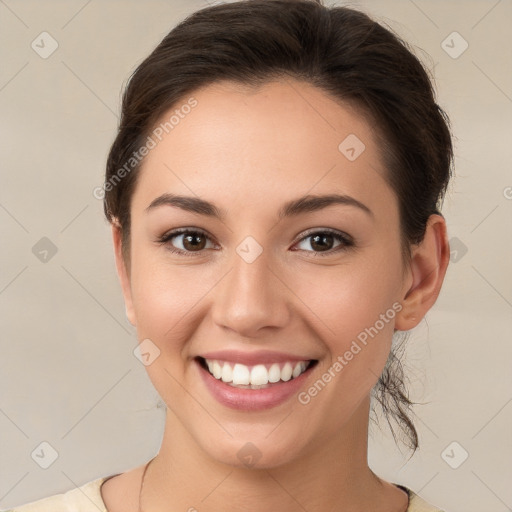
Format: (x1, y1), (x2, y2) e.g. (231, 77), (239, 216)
(129, 247), (206, 344)
(290, 249), (403, 375)
(296, 254), (401, 332)
(128, 261), (207, 397)
(134, 291), (195, 343)
(291, 260), (402, 424)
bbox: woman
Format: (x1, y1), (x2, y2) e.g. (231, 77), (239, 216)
(10, 0), (453, 510)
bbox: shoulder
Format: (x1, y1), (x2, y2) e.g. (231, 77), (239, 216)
(401, 486), (445, 512)
(5, 475), (113, 512)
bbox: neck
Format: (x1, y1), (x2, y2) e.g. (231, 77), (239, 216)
(141, 396), (394, 512)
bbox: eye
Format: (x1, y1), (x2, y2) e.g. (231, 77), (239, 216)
(157, 227), (354, 257)
(157, 228), (216, 256)
(292, 229), (354, 256)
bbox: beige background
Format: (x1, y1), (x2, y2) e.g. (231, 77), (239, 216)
(1, 1), (511, 511)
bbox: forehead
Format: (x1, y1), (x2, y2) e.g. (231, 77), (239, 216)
(132, 79), (394, 216)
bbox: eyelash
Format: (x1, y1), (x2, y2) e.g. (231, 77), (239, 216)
(156, 227), (354, 258)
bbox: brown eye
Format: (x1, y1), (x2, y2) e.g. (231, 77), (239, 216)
(158, 229), (215, 256)
(181, 232), (207, 251)
(309, 233), (335, 252)
(294, 229), (354, 256)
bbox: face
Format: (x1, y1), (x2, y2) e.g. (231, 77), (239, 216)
(115, 79), (414, 468)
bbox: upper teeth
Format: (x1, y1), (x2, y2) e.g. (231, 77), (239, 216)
(204, 359), (309, 386)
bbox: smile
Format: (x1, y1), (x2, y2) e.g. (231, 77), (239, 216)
(199, 357), (315, 388)
(194, 350), (320, 410)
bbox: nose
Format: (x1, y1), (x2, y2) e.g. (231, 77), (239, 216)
(210, 245), (291, 338)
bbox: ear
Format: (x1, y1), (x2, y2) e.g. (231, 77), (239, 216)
(111, 220), (136, 326)
(395, 214), (450, 331)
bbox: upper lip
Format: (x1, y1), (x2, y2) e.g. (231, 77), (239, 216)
(198, 350), (316, 366)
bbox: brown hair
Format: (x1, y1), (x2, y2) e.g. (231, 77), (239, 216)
(104, 0), (454, 452)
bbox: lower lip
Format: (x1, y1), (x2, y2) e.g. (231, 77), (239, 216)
(196, 359), (315, 411)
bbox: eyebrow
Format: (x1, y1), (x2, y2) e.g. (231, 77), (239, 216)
(145, 192), (373, 220)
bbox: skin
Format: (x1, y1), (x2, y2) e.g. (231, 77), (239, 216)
(102, 78), (449, 512)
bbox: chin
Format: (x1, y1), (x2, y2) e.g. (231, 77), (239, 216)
(199, 432), (306, 470)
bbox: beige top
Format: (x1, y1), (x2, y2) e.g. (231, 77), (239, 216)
(6, 476), (444, 511)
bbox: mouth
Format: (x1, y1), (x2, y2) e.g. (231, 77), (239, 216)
(195, 356), (319, 390)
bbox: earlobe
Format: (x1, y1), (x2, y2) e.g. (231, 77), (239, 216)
(395, 214), (450, 331)
(111, 221), (136, 327)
